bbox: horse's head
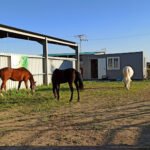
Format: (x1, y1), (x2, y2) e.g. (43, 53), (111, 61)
(30, 81), (36, 93)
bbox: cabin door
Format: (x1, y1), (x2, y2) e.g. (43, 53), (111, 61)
(91, 59), (98, 79)
(98, 58), (106, 79)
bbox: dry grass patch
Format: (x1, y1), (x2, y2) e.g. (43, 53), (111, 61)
(0, 81), (150, 147)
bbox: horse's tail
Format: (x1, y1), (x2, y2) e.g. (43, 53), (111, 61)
(122, 66), (134, 90)
(76, 71), (84, 90)
(51, 69), (57, 83)
(0, 69), (3, 78)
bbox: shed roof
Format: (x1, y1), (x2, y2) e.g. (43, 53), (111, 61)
(48, 51), (98, 57)
(48, 51), (143, 57)
(0, 24), (77, 47)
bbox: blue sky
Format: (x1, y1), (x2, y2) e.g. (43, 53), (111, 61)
(0, 0), (150, 60)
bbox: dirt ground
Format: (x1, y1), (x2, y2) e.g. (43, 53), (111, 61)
(0, 84), (150, 149)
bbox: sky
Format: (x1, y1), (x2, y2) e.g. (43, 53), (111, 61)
(0, 0), (150, 60)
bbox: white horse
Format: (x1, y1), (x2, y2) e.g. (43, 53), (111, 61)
(122, 66), (134, 90)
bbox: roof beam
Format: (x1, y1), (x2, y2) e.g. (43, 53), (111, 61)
(0, 24), (78, 47)
(0, 24), (80, 74)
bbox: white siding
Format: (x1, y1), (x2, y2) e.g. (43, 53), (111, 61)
(48, 57), (75, 83)
(28, 57), (43, 86)
(0, 53), (76, 89)
(0, 55), (13, 90)
(0, 55), (10, 68)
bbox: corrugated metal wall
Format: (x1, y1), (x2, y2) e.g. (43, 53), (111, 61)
(0, 53), (75, 90)
(28, 56), (44, 86)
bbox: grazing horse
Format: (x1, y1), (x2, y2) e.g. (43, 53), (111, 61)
(0, 67), (36, 95)
(122, 66), (134, 90)
(52, 68), (84, 102)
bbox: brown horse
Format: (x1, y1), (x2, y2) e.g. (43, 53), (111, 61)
(52, 68), (84, 102)
(0, 67), (36, 95)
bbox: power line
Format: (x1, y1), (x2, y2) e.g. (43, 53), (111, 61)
(86, 33), (150, 41)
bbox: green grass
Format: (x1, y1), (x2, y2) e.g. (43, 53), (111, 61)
(0, 80), (150, 113)
(0, 83), (74, 113)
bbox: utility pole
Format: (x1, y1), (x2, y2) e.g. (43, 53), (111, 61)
(75, 34), (88, 53)
(74, 34), (87, 75)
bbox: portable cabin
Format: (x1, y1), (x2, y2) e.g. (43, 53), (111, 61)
(81, 51), (147, 80)
(49, 51), (147, 80)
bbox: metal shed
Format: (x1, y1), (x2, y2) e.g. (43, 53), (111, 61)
(0, 24), (79, 85)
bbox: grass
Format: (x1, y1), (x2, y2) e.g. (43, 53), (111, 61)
(0, 80), (149, 113)
(0, 80), (150, 146)
(0, 83), (74, 113)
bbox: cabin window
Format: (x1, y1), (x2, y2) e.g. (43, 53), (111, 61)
(107, 57), (120, 70)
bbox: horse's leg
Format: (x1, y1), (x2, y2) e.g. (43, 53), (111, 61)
(24, 80), (29, 94)
(52, 83), (57, 99)
(53, 86), (56, 98)
(17, 81), (22, 92)
(74, 81), (80, 102)
(69, 82), (74, 102)
(0, 80), (7, 96)
(0, 83), (3, 96)
(56, 84), (60, 100)
(4, 84), (7, 91)
(1, 81), (5, 90)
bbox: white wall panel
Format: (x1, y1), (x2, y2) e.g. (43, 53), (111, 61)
(0, 54), (76, 89)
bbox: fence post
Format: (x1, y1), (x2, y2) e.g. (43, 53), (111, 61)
(75, 46), (80, 72)
(43, 37), (49, 85)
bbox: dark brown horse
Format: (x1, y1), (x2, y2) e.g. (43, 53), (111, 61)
(0, 67), (36, 95)
(52, 68), (84, 102)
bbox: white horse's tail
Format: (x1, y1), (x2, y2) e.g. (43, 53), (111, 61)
(122, 66), (134, 90)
